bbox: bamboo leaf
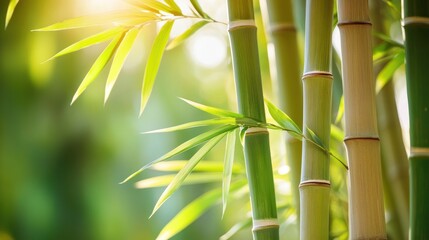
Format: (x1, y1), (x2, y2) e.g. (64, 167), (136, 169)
(157, 180), (246, 240)
(220, 218), (252, 240)
(180, 98), (244, 118)
(142, 118), (236, 134)
(33, 11), (149, 31)
(167, 21), (208, 50)
(265, 99), (302, 134)
(376, 51), (404, 93)
(71, 33), (125, 104)
(164, 0), (182, 14)
(306, 127), (325, 149)
(239, 127), (247, 146)
(126, 0), (179, 15)
(135, 173), (222, 188)
(47, 27), (124, 62)
(120, 125), (237, 183)
(140, 20), (174, 116)
(222, 129), (237, 217)
(151, 133), (226, 216)
(104, 27), (141, 103)
(150, 160), (244, 173)
(335, 96), (344, 124)
(189, 0), (209, 18)
(5, 0), (19, 29)
(373, 32), (403, 48)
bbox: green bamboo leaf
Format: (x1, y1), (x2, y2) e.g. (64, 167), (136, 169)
(265, 99), (302, 134)
(33, 11), (147, 31)
(120, 125), (237, 183)
(376, 51), (404, 93)
(150, 160), (244, 173)
(222, 129), (237, 217)
(127, 0), (179, 15)
(71, 33), (125, 104)
(164, 0), (182, 14)
(373, 32), (404, 48)
(47, 27), (124, 62)
(151, 133), (226, 216)
(104, 27), (141, 103)
(239, 127), (247, 146)
(167, 21), (208, 50)
(335, 96), (344, 124)
(180, 98), (244, 118)
(373, 43), (389, 62)
(140, 20), (174, 116)
(189, 0), (209, 18)
(143, 118), (236, 134)
(135, 173), (222, 188)
(156, 180), (246, 240)
(5, 0), (19, 29)
(306, 127), (325, 149)
(220, 218), (252, 240)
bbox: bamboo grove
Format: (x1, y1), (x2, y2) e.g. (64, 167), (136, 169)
(3, 0), (428, 239)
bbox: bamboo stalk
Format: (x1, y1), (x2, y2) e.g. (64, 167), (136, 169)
(371, 2), (409, 238)
(299, 1), (333, 239)
(403, 0), (429, 238)
(259, 0), (303, 224)
(337, 0), (386, 239)
(226, 1), (278, 239)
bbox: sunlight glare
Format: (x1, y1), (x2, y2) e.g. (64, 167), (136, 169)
(187, 31), (227, 68)
(77, 0), (126, 14)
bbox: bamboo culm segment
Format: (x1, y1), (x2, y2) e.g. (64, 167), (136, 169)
(337, 0), (386, 239)
(300, 0), (333, 239)
(227, 0), (278, 239)
(403, 0), (429, 237)
(260, 0), (303, 222)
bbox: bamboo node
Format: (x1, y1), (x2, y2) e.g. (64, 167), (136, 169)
(403, 17), (429, 26)
(228, 19), (256, 31)
(299, 179), (331, 188)
(344, 136), (380, 142)
(252, 218), (279, 232)
(337, 21), (372, 27)
(302, 71), (333, 80)
(410, 147), (429, 158)
(245, 127), (268, 135)
(268, 23), (296, 34)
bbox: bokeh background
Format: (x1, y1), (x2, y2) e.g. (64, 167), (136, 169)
(0, 0), (259, 239)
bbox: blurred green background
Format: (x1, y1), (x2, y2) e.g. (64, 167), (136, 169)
(0, 0), (252, 239)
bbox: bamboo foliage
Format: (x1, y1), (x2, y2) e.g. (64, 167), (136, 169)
(226, 0), (279, 239)
(337, 0), (386, 239)
(259, 0), (303, 224)
(403, 0), (429, 238)
(299, 0), (333, 239)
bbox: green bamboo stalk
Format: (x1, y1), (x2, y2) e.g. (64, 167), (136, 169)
(403, 0), (429, 238)
(337, 0), (386, 239)
(371, 2), (409, 239)
(299, 1), (333, 239)
(226, 1), (278, 239)
(259, 0), (303, 224)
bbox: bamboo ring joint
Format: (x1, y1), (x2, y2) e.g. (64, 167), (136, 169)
(410, 147), (429, 158)
(337, 21), (372, 27)
(245, 127), (268, 135)
(228, 19), (256, 31)
(403, 17), (429, 26)
(302, 71), (333, 80)
(268, 23), (296, 33)
(299, 179), (331, 188)
(343, 136), (380, 142)
(252, 218), (279, 232)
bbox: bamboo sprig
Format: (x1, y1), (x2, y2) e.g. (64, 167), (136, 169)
(299, 1), (334, 239)
(403, 0), (429, 238)
(337, 0), (386, 239)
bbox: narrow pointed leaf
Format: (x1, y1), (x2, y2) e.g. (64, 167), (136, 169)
(48, 27), (124, 61)
(151, 133), (226, 216)
(135, 173), (222, 188)
(239, 127), (247, 146)
(71, 33), (125, 104)
(376, 51), (404, 93)
(5, 0), (19, 29)
(127, 0), (178, 14)
(120, 125), (237, 183)
(306, 127), (325, 149)
(167, 21), (208, 50)
(104, 27), (141, 103)
(140, 20), (174, 115)
(157, 180), (247, 240)
(335, 96), (344, 124)
(373, 32), (404, 48)
(164, 0), (182, 14)
(222, 129), (237, 217)
(150, 160), (244, 173)
(265, 99), (302, 134)
(180, 98), (244, 118)
(33, 11), (144, 31)
(190, 0), (209, 18)
(143, 118), (236, 134)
